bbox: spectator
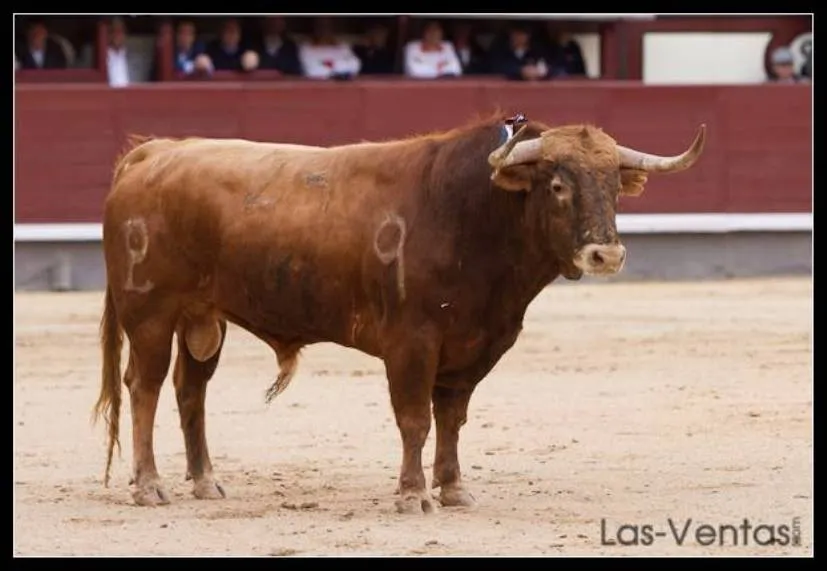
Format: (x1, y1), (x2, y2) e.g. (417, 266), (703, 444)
(15, 19), (68, 70)
(767, 46), (808, 84)
(254, 16), (301, 76)
(207, 18), (258, 72)
(448, 20), (489, 75)
(104, 17), (154, 87)
(541, 24), (587, 78)
(801, 58), (812, 80)
(403, 20), (462, 79)
(489, 22), (548, 81)
(173, 20), (213, 79)
(353, 20), (395, 75)
(52, 34), (76, 67)
(799, 39), (812, 80)
(299, 17), (361, 80)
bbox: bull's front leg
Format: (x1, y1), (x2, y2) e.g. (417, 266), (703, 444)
(383, 326), (440, 515)
(432, 384), (477, 507)
(429, 327), (521, 509)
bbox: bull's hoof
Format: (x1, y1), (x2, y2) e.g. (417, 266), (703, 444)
(192, 478), (226, 500)
(131, 480), (171, 506)
(395, 490), (439, 515)
(439, 484), (477, 508)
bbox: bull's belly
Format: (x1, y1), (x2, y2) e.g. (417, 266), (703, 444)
(211, 259), (369, 349)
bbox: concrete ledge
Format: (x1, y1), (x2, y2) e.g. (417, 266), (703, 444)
(12, 213), (815, 243)
(14, 229), (812, 291)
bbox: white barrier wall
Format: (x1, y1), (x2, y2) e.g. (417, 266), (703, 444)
(13, 214), (814, 243)
(643, 32), (773, 85)
(485, 30), (788, 83)
(571, 33), (601, 78)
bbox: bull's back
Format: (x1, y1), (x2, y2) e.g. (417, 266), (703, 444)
(103, 136), (404, 346)
(105, 137), (334, 264)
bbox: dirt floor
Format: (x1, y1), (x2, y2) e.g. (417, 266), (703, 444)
(13, 278), (813, 556)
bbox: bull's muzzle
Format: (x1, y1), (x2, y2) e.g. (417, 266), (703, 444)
(573, 243), (627, 276)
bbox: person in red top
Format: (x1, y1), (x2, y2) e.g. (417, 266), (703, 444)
(298, 17), (361, 80)
(403, 19), (462, 79)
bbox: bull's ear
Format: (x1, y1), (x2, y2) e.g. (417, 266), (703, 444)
(620, 167), (648, 197)
(491, 164), (534, 192)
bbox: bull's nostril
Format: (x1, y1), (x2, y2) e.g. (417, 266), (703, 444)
(591, 250), (605, 266)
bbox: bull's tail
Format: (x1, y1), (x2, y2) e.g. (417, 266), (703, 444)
(92, 285), (123, 487)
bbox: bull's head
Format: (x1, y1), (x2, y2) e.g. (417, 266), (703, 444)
(488, 123), (706, 279)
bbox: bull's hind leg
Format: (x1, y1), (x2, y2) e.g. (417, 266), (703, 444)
(173, 317), (227, 500)
(432, 385), (477, 507)
(124, 314), (176, 506)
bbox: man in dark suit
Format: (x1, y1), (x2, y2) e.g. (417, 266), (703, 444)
(16, 19), (67, 70)
(489, 22), (549, 81)
(207, 18), (257, 72)
(173, 19), (212, 77)
(539, 23), (587, 78)
(253, 16), (301, 76)
(353, 20), (396, 75)
(448, 20), (490, 76)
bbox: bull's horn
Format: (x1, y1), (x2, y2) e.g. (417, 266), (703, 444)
(488, 125), (543, 169)
(617, 124), (706, 173)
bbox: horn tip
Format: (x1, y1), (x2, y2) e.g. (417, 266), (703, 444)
(691, 124), (707, 153)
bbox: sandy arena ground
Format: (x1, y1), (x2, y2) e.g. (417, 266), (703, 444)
(13, 278), (813, 556)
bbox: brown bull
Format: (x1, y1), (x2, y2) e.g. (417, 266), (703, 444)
(94, 113), (705, 513)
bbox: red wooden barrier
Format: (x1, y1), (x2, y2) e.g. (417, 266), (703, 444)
(14, 69), (106, 83)
(14, 80), (812, 223)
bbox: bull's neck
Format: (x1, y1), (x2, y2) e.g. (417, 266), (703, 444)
(416, 122), (562, 305)
(491, 191), (562, 305)
(446, 175), (561, 307)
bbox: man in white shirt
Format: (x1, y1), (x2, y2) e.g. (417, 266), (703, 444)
(107, 23), (129, 88)
(299, 17), (361, 80)
(404, 20), (462, 79)
(106, 17), (153, 88)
